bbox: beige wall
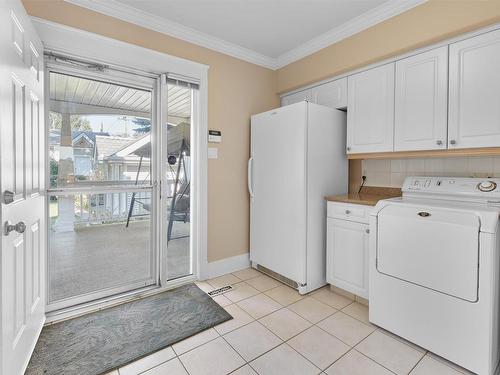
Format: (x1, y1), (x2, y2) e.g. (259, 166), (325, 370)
(22, 0), (279, 262)
(277, 0), (500, 93)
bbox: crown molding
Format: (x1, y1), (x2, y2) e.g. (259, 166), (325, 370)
(274, 0), (428, 68)
(32, 17), (209, 78)
(64, 0), (427, 71)
(64, 0), (278, 69)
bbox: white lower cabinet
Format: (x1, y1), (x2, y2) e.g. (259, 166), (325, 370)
(327, 202), (370, 298)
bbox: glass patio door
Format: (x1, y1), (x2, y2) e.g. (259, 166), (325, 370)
(162, 76), (198, 280)
(46, 61), (159, 311)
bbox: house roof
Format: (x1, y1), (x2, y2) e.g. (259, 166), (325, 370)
(111, 134), (151, 159)
(107, 121), (190, 161)
(96, 135), (136, 160)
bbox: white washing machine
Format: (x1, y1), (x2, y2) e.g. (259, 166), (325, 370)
(370, 177), (500, 375)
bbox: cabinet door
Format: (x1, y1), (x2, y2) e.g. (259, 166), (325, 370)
(312, 78), (347, 109)
(394, 46), (448, 151)
(326, 218), (369, 298)
(347, 63), (395, 153)
(281, 88), (313, 107)
(449, 29), (500, 148)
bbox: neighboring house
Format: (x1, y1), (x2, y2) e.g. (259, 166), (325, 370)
(49, 129), (150, 183)
(49, 128), (152, 223)
(49, 122), (189, 224)
(102, 133), (152, 184)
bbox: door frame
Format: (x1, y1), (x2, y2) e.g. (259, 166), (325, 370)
(34, 17), (210, 321)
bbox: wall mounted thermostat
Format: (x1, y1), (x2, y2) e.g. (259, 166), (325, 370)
(208, 130), (222, 143)
(208, 147), (218, 159)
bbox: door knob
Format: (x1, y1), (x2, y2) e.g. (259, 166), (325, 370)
(3, 190), (14, 204)
(436, 140), (443, 146)
(449, 139), (457, 145)
(4, 221), (26, 236)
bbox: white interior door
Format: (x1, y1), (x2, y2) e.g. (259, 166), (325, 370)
(0, 1), (46, 374)
(249, 103), (307, 284)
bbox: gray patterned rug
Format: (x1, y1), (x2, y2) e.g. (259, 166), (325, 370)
(26, 284), (232, 375)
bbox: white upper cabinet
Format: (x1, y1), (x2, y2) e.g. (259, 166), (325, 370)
(449, 29), (500, 149)
(347, 63), (395, 154)
(312, 78), (347, 109)
(394, 46), (448, 151)
(281, 88), (313, 107)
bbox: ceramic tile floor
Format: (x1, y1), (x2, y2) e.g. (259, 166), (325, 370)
(107, 268), (473, 375)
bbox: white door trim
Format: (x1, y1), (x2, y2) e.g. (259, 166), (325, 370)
(32, 18), (210, 288)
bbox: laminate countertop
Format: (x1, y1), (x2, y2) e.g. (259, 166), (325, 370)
(325, 186), (401, 206)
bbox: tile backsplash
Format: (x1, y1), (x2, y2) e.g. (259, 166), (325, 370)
(362, 156), (500, 188)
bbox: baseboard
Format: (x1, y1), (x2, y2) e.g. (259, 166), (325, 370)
(203, 253), (250, 279)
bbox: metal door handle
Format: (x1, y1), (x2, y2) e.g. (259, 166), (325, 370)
(3, 190), (14, 204)
(4, 221), (26, 236)
(247, 157), (254, 198)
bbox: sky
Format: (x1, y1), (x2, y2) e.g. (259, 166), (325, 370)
(85, 115), (150, 136)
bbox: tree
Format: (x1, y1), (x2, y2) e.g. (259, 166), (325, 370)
(49, 159), (58, 188)
(49, 112), (92, 131)
(132, 117), (151, 134)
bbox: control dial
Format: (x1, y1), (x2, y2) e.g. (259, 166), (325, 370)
(477, 180), (497, 192)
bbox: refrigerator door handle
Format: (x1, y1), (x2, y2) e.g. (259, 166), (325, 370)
(248, 157), (254, 197)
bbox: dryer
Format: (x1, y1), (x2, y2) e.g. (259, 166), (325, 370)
(370, 177), (500, 375)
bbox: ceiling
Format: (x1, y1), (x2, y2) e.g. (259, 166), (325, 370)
(66, 0), (427, 69)
(116, 0), (388, 58)
(49, 72), (192, 119)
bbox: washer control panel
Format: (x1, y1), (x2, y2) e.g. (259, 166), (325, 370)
(402, 177), (500, 198)
(477, 180), (497, 192)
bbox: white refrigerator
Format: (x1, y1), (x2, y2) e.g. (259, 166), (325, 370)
(248, 101), (347, 294)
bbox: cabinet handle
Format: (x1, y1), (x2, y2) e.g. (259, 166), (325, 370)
(345, 209), (351, 214)
(346, 147), (351, 152)
(436, 140), (443, 146)
(449, 139), (456, 145)
(366, 228), (370, 234)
